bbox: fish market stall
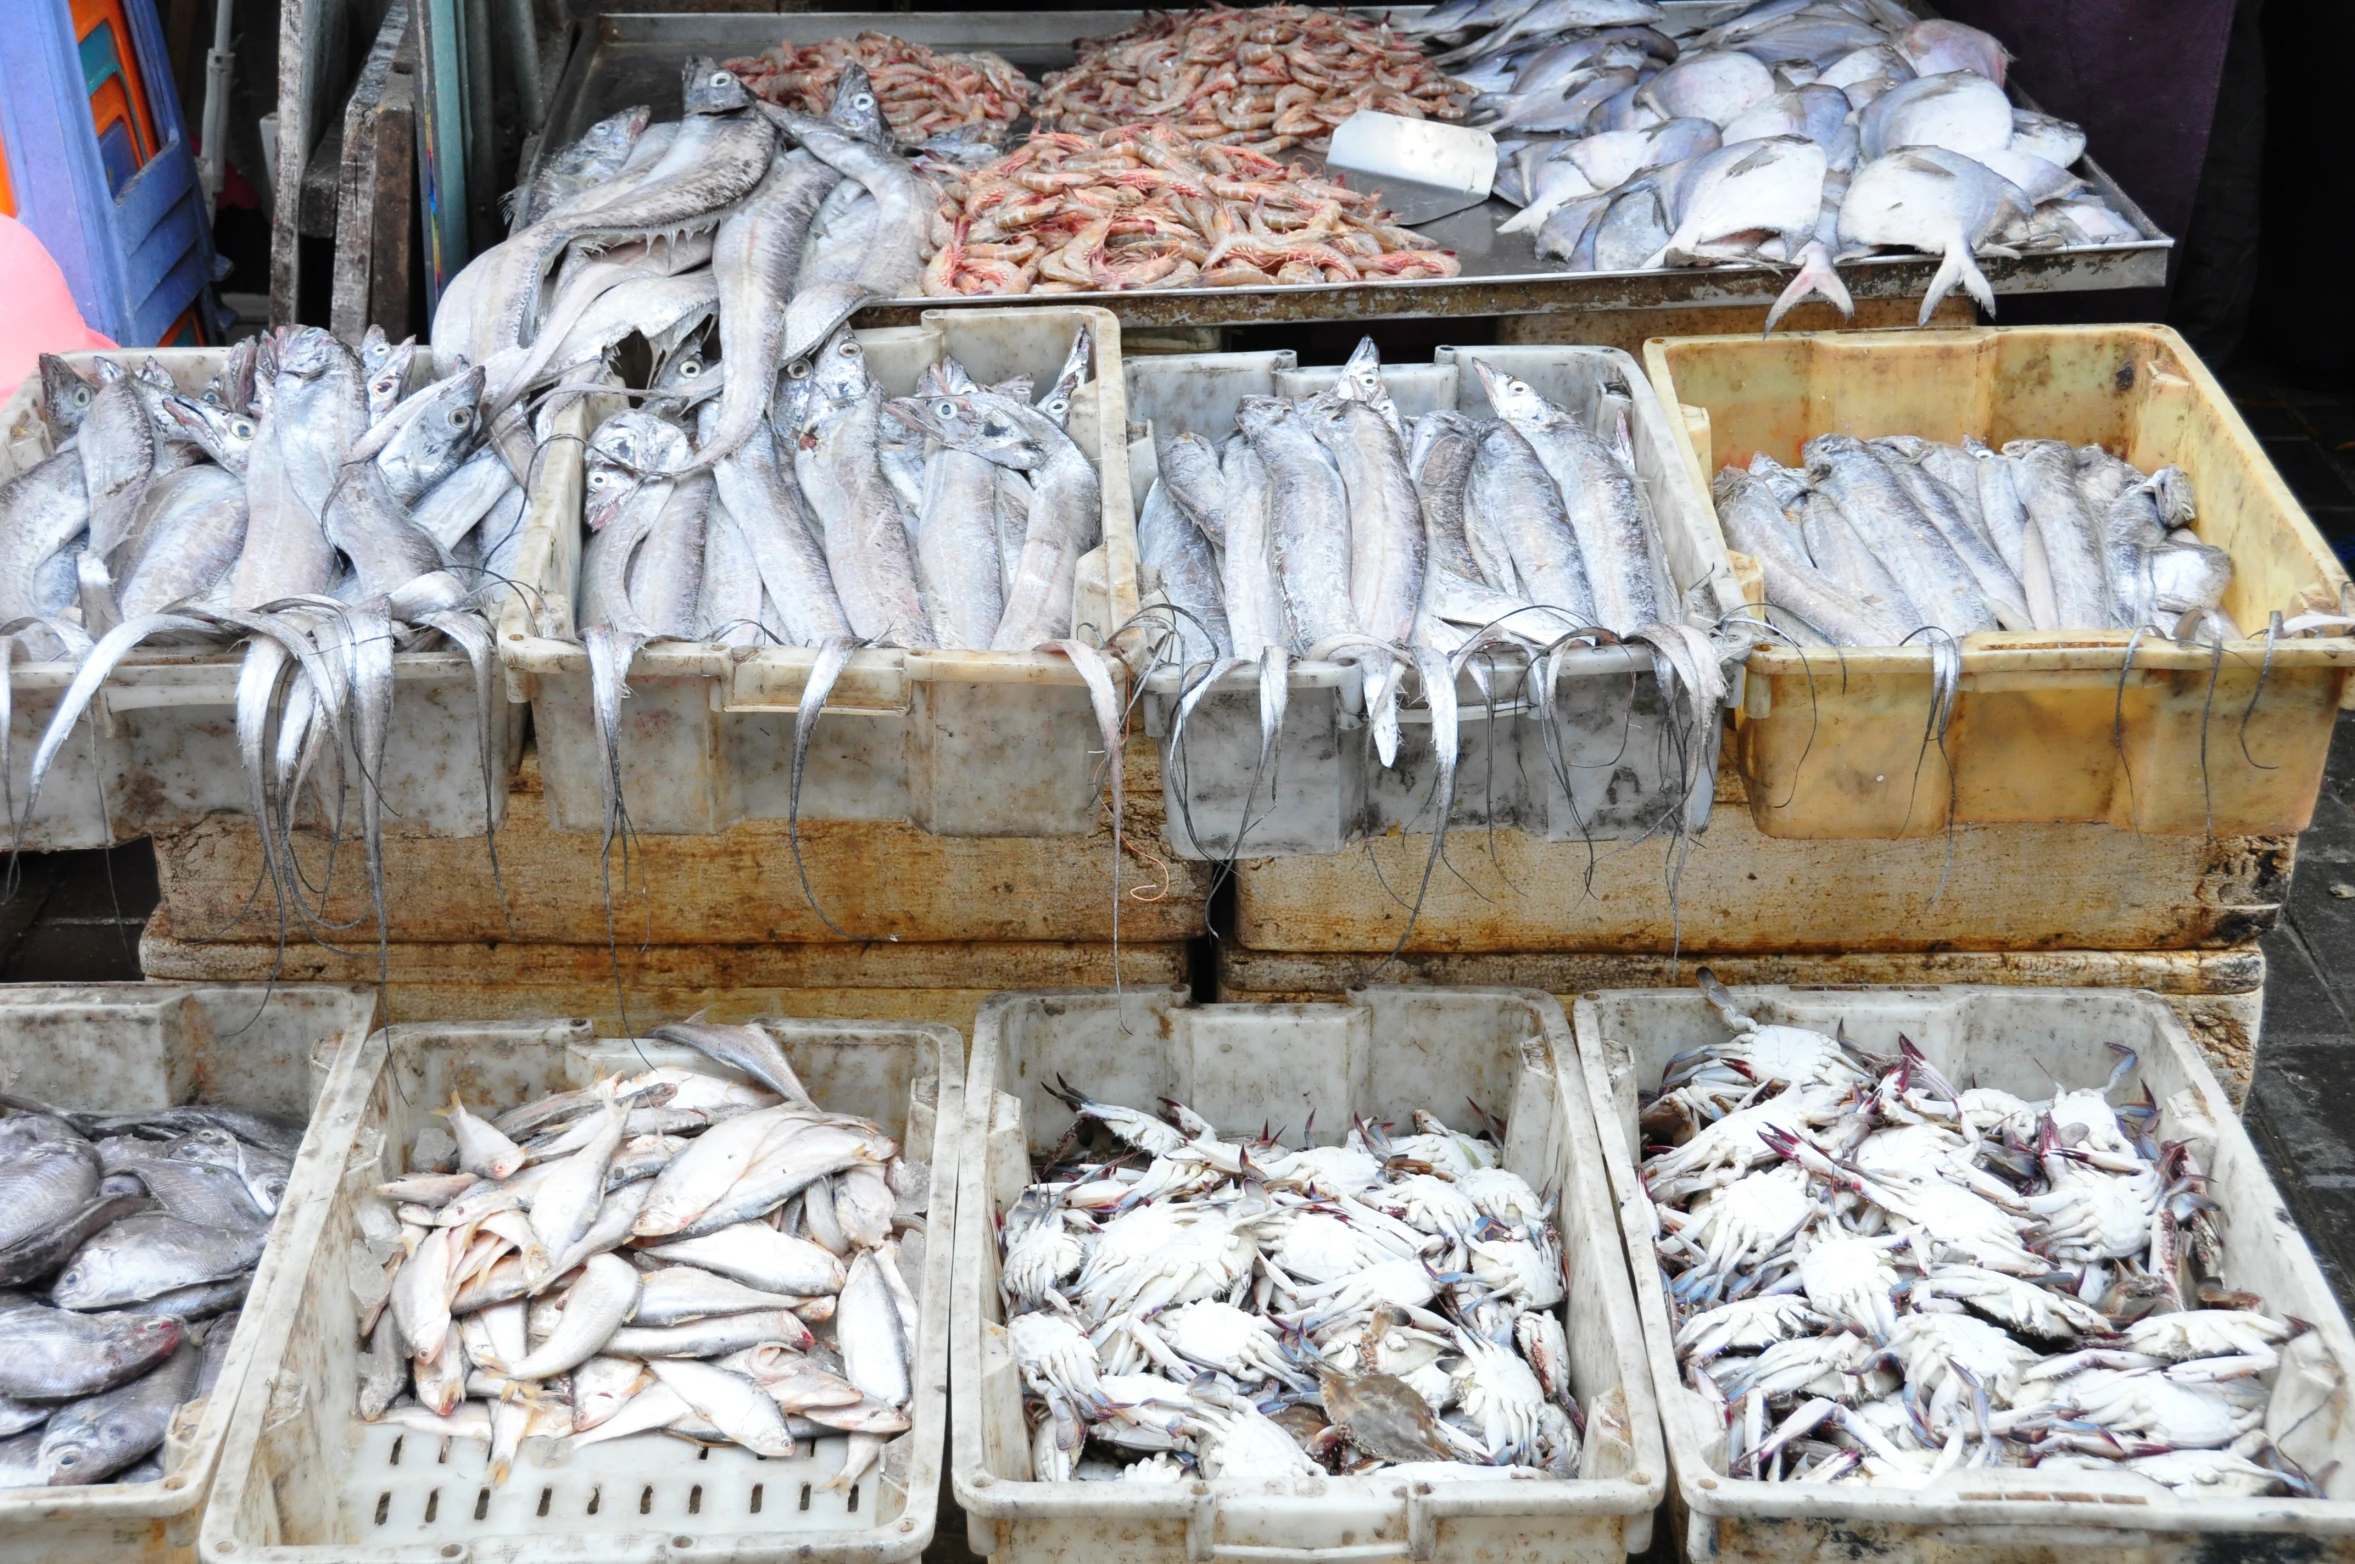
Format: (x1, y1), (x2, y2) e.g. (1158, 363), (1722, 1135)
(1576, 979), (2355, 1561)
(0, 981), (374, 1564)
(1648, 324), (2355, 839)
(519, 4), (2169, 330)
(1126, 340), (1743, 859)
(0, 348), (525, 851)
(201, 1013), (959, 1563)
(954, 985), (1665, 1563)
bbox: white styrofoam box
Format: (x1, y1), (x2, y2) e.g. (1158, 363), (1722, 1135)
(1126, 345), (1745, 859)
(1574, 984), (2355, 1564)
(954, 985), (1667, 1564)
(0, 349), (525, 850)
(500, 307), (1138, 838)
(0, 982), (375, 1564)
(201, 1015), (961, 1564)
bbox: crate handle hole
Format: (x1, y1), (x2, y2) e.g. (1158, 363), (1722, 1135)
(374, 1492), (391, 1527)
(847, 1484), (859, 1514)
(688, 1484), (703, 1515)
(697, 1446), (710, 1460)
(587, 1486), (602, 1516)
(750, 1484), (763, 1515)
(640, 1485), (654, 1515)
(798, 1483), (812, 1512)
(475, 1488), (491, 1521)
(537, 1488), (552, 1518)
(437, 1438), (452, 1466)
(389, 1436), (404, 1467)
(424, 1490), (441, 1524)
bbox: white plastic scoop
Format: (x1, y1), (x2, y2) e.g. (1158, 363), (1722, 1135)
(1323, 111), (1497, 224)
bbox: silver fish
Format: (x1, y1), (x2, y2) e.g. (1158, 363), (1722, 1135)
(1713, 466), (1905, 645)
(79, 370), (156, 566)
(2001, 438), (2109, 628)
(1156, 431), (1229, 550)
(793, 334), (934, 647)
(110, 1156), (267, 1231)
(1838, 148), (2030, 324)
(1217, 434), (1287, 656)
(322, 462), (447, 601)
(1465, 420), (1596, 623)
(641, 1222), (848, 1296)
(644, 1358), (798, 1457)
(1238, 395), (1356, 650)
(1803, 433), (1993, 636)
(232, 327), (366, 606)
(38, 355), (97, 437)
(838, 1247), (912, 1408)
(1477, 364), (1669, 631)
(607, 1309), (815, 1358)
(647, 1021), (815, 1109)
(1858, 69), (2013, 161)
(1870, 437), (2028, 626)
(526, 1084), (629, 1271)
(0, 1139), (100, 1251)
(113, 465), (246, 616)
(494, 1252), (639, 1381)
(1304, 394), (1426, 646)
(1137, 481), (1230, 666)
(0, 452), (89, 638)
(511, 104), (652, 230)
(1409, 410), (1485, 584)
(0, 1192), (148, 1291)
(632, 1265), (823, 1327)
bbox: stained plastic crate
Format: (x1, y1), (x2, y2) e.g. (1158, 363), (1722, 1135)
(201, 1015), (961, 1564)
(0, 348), (524, 850)
(0, 0), (221, 345)
(954, 985), (1667, 1564)
(1645, 325), (2355, 839)
(0, 981), (374, 1564)
(1575, 983), (2355, 1563)
(500, 306), (1138, 837)
(1127, 345), (1745, 859)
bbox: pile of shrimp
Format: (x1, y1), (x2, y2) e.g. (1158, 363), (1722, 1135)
(721, 30), (1031, 146)
(1037, 5), (1468, 150)
(921, 124), (1461, 295)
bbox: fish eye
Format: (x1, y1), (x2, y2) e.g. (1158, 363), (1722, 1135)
(838, 341), (861, 358)
(447, 408), (472, 427)
(679, 362), (701, 377)
(73, 387), (91, 406)
(711, 72), (731, 87)
(786, 360), (812, 380)
(932, 399), (956, 418)
(231, 418), (254, 438)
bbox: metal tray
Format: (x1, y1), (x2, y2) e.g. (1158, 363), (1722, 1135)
(534, 7), (2172, 326)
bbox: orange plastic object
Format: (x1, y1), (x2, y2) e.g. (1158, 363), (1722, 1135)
(0, 215), (114, 402)
(1646, 325), (2355, 839)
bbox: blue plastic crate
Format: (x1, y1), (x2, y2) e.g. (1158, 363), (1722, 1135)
(0, 0), (223, 346)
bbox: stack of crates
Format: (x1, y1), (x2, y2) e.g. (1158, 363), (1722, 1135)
(0, 0), (221, 345)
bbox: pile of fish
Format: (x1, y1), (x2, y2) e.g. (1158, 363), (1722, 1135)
(1039, 5), (1468, 150)
(922, 126), (1460, 295)
(1001, 1083), (1584, 1482)
(1434, 0), (2137, 324)
(359, 1022), (923, 1491)
(1712, 436), (2235, 645)
(0, 1095), (304, 1487)
(1138, 338), (1724, 849)
(3, 327), (515, 940)
(1641, 971), (2312, 1497)
(720, 31), (1033, 148)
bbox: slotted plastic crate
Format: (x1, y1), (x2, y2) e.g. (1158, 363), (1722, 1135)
(1575, 983), (2355, 1563)
(1126, 344), (1744, 859)
(0, 348), (524, 850)
(954, 985), (1666, 1564)
(0, 0), (220, 345)
(0, 981), (373, 1564)
(201, 1014), (961, 1564)
(500, 306), (1138, 838)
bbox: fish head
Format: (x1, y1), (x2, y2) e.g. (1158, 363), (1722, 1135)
(682, 58), (753, 116)
(890, 392), (1045, 471)
(359, 324), (393, 374)
(275, 327), (352, 384)
(581, 105), (655, 164)
(39, 355), (96, 433)
(825, 64), (891, 147)
(807, 328), (876, 407)
(1233, 395), (1293, 442)
(160, 394), (257, 474)
(1467, 360), (1553, 428)
(93, 357), (127, 385)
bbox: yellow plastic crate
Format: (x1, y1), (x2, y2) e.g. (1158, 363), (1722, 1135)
(1644, 325), (2355, 838)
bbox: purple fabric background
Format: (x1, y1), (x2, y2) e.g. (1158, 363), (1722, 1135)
(1937, 0), (2237, 243)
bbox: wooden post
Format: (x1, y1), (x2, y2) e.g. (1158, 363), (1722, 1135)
(330, 3), (417, 341)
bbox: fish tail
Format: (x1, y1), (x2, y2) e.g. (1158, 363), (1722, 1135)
(1765, 241), (1853, 335)
(1919, 242), (1990, 327)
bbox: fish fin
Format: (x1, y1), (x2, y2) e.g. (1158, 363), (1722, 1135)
(1916, 243), (1985, 326)
(1764, 240), (1854, 333)
(787, 635), (859, 938)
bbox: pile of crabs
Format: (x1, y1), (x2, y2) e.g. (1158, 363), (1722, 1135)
(1643, 972), (2313, 1499)
(998, 1084), (1585, 1484)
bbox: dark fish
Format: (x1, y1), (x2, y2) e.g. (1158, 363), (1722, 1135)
(0, 1192), (149, 1289)
(71, 1108), (306, 1159)
(0, 1306), (180, 1399)
(52, 1213), (266, 1311)
(0, 1393), (49, 1438)
(118, 1272), (251, 1322)
(39, 1342), (200, 1485)
(109, 1158), (267, 1231)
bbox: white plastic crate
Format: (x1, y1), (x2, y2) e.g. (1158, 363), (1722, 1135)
(498, 307), (1138, 838)
(953, 985), (1667, 1564)
(0, 981), (374, 1564)
(0, 349), (525, 851)
(1573, 983), (2355, 1563)
(1126, 345), (1745, 859)
(199, 1014), (960, 1564)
